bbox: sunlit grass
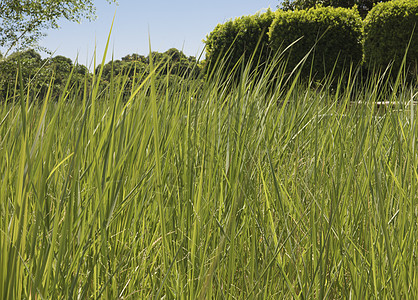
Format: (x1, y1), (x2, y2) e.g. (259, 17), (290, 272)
(1, 41), (417, 299)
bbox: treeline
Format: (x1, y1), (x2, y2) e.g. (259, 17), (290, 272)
(2, 0), (416, 103)
(0, 48), (203, 102)
(205, 0), (418, 82)
(0, 50), (88, 102)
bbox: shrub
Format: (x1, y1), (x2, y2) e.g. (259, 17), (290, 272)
(364, 0), (418, 76)
(268, 6), (363, 80)
(279, 0), (391, 19)
(204, 9), (275, 75)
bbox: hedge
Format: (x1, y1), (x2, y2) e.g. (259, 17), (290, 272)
(268, 6), (363, 80)
(204, 9), (274, 75)
(364, 0), (418, 76)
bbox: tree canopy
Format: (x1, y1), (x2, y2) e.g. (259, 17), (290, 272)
(278, 0), (390, 18)
(0, 0), (116, 57)
(0, 48), (203, 102)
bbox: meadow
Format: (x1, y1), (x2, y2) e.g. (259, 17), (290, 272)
(1, 42), (417, 299)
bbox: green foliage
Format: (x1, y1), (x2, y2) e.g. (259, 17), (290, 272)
(100, 49), (201, 80)
(279, 0), (391, 18)
(0, 49), (44, 101)
(269, 6), (363, 80)
(0, 48), (417, 298)
(163, 48), (200, 77)
(97, 49), (202, 100)
(364, 0), (418, 76)
(0, 0), (117, 56)
(0, 47), (202, 103)
(204, 9), (274, 75)
(0, 49), (89, 102)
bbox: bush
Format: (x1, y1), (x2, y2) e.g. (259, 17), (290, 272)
(280, 0), (391, 19)
(204, 9), (275, 75)
(364, 0), (418, 76)
(268, 6), (363, 80)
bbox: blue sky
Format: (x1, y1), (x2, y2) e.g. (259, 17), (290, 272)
(39, 0), (280, 66)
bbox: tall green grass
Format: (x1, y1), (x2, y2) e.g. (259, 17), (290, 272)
(0, 43), (417, 299)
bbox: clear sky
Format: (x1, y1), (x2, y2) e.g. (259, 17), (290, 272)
(39, 0), (280, 66)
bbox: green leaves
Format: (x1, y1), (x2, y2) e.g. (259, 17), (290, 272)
(0, 49), (89, 102)
(96, 49), (202, 100)
(0, 41), (417, 298)
(269, 6), (364, 80)
(0, 0), (117, 56)
(364, 0), (418, 78)
(279, 0), (392, 19)
(0, 47), (202, 104)
(204, 9), (274, 76)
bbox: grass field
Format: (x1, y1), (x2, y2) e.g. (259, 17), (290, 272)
(1, 43), (417, 299)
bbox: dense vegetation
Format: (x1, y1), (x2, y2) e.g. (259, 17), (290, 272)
(204, 9), (274, 75)
(1, 44), (417, 299)
(269, 6), (363, 80)
(279, 0), (391, 18)
(0, 48), (203, 102)
(1, 0), (417, 299)
(0, 49), (88, 101)
(364, 0), (418, 76)
(205, 0), (417, 82)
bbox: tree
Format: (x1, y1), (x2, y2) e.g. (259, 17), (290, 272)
(0, 49), (91, 102)
(0, 49), (44, 101)
(279, 0), (390, 18)
(0, 0), (117, 57)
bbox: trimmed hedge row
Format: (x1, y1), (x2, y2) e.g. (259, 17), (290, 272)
(269, 6), (363, 79)
(204, 1), (418, 79)
(204, 9), (274, 74)
(364, 0), (418, 75)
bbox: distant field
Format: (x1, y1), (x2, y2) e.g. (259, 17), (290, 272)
(1, 53), (417, 299)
